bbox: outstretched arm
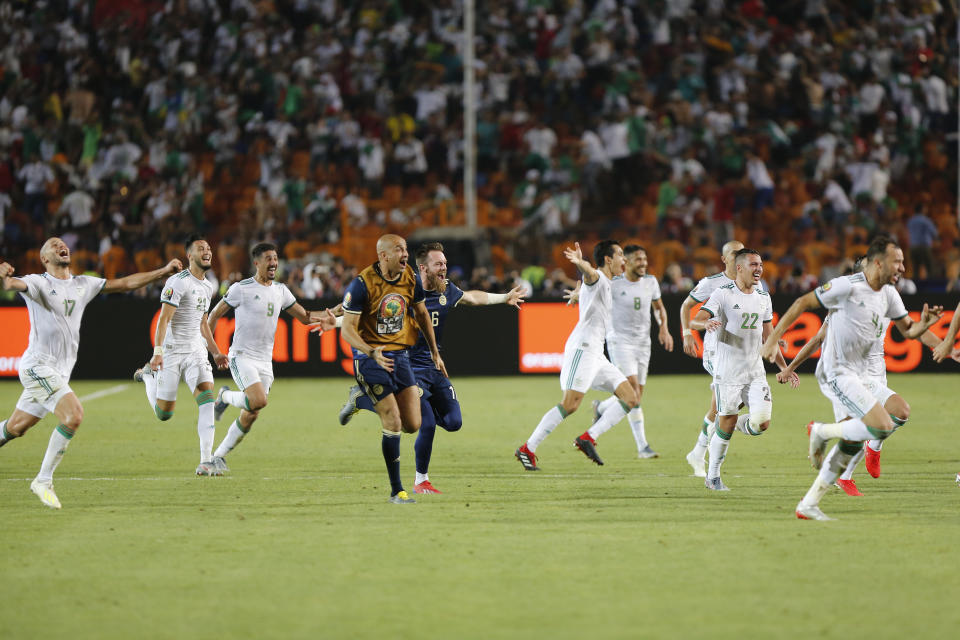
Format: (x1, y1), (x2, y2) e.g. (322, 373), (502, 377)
(102, 259), (182, 294)
(893, 303), (944, 340)
(459, 285), (525, 308)
(0, 262), (26, 292)
(564, 242), (599, 285)
(761, 290), (820, 362)
(932, 301), (960, 362)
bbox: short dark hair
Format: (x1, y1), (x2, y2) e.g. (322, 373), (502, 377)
(415, 242), (444, 266)
(734, 247), (761, 263)
(865, 236), (898, 261)
(853, 255), (867, 272)
(184, 233), (206, 251)
(593, 240), (620, 267)
(252, 242), (277, 259)
(623, 244), (646, 256)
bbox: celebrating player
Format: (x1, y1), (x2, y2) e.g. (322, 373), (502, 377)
(339, 234), (444, 504)
(689, 248), (796, 491)
(205, 242), (328, 472)
(679, 241), (746, 477)
(515, 240), (637, 471)
(761, 237), (942, 520)
(570, 244), (673, 459)
(132, 235), (229, 476)
(332, 242), (524, 493)
(0, 238), (181, 509)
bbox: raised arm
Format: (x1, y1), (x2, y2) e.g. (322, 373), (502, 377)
(0, 262), (27, 292)
(761, 290), (821, 362)
(564, 242), (599, 285)
(459, 285), (525, 308)
(102, 259), (182, 294)
(412, 300), (448, 377)
(652, 298), (673, 352)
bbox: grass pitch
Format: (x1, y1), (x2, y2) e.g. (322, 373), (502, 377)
(1, 373), (959, 639)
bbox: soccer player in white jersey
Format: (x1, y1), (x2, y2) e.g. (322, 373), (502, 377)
(577, 244), (673, 459)
(762, 237), (942, 520)
(689, 248), (796, 490)
(133, 234), (229, 476)
(776, 256), (943, 497)
(0, 238), (181, 509)
(515, 240), (638, 471)
(205, 242), (327, 472)
(680, 240), (745, 477)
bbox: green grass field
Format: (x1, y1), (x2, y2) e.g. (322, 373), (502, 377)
(2, 373), (959, 639)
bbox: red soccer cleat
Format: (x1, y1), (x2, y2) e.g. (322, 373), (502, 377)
(835, 479), (863, 497)
(864, 445), (882, 478)
(515, 443), (540, 471)
(413, 480), (442, 494)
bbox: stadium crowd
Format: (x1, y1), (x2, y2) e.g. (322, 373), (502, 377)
(0, 0), (958, 300)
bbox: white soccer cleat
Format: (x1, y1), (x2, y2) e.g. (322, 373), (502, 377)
(955, 472), (959, 486)
(704, 476), (730, 491)
(30, 478), (62, 509)
(210, 456), (230, 474)
(795, 502), (834, 521)
(637, 445), (658, 459)
(686, 449), (706, 477)
(196, 460), (222, 477)
(807, 421), (828, 470)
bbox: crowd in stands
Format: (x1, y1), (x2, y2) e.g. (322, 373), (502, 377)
(1, 0), (959, 301)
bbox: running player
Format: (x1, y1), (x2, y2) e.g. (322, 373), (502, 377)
(333, 241), (524, 493)
(679, 240), (745, 477)
(515, 240), (638, 471)
(340, 234), (444, 504)
(0, 238), (181, 508)
(133, 235), (229, 477)
(761, 236), (942, 520)
(574, 245), (673, 458)
(689, 248), (796, 490)
(205, 242), (328, 472)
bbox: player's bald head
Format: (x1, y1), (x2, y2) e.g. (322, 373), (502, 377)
(721, 241), (744, 262)
(376, 234), (405, 254)
(40, 237), (70, 266)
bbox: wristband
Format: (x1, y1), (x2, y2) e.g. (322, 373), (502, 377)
(682, 329), (692, 337)
(153, 346), (164, 356)
(486, 293), (508, 305)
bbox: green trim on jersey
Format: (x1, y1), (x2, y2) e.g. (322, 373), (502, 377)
(161, 300), (179, 308)
(175, 270), (191, 279)
(238, 278), (255, 285)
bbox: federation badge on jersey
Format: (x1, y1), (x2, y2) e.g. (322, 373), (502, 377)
(343, 292), (352, 307)
(439, 294), (447, 306)
(162, 287), (174, 300)
(819, 282), (832, 292)
(376, 293), (407, 334)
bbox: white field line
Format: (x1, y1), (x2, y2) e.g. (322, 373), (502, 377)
(78, 384), (130, 402)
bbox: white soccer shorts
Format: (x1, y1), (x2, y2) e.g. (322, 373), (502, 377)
(17, 364), (73, 418)
(820, 375), (895, 421)
(864, 375), (895, 410)
(228, 355), (274, 395)
(714, 379), (771, 417)
(155, 348), (214, 401)
(819, 373), (878, 420)
(608, 340), (651, 385)
(560, 347), (627, 394)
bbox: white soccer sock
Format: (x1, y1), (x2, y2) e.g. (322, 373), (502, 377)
(800, 476), (833, 508)
(839, 447), (866, 481)
(214, 419), (247, 458)
(597, 396), (618, 416)
(142, 371), (158, 410)
(527, 405), (567, 452)
(867, 439), (883, 451)
(627, 407), (647, 451)
(222, 389), (248, 409)
(735, 414), (762, 436)
(587, 400), (628, 440)
(706, 431), (731, 479)
(36, 425), (75, 483)
(838, 418), (872, 441)
(0, 419), (9, 444)
(691, 415), (712, 459)
(415, 472), (429, 484)
(198, 401), (215, 462)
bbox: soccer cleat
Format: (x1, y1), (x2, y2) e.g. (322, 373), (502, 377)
(574, 433), (604, 466)
(704, 476), (730, 491)
(30, 478), (62, 509)
(213, 386), (230, 421)
(686, 449), (707, 477)
(210, 456), (230, 474)
(807, 421), (828, 470)
(388, 490), (416, 504)
(956, 472), (960, 486)
(795, 502), (835, 521)
(864, 445), (882, 478)
(637, 445), (658, 459)
(413, 480), (441, 494)
(132, 362), (152, 383)
(195, 460), (222, 477)
(515, 443), (540, 471)
(591, 399), (601, 424)
(338, 385), (363, 425)
(835, 478), (863, 496)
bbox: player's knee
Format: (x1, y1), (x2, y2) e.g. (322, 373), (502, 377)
(441, 414), (463, 432)
(249, 396), (267, 411)
(401, 421), (419, 434)
(890, 399), (909, 422)
(750, 407), (772, 431)
(63, 411), (83, 431)
(155, 405), (174, 421)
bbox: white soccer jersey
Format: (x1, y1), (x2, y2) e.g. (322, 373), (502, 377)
(815, 273), (907, 379)
(159, 270), (215, 354)
(565, 271), (612, 354)
(702, 283), (773, 385)
(224, 277), (297, 361)
(689, 272), (734, 354)
(865, 316), (891, 379)
(608, 274), (661, 345)
(17, 273), (105, 374)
